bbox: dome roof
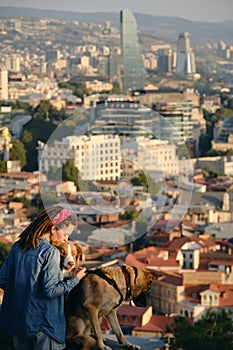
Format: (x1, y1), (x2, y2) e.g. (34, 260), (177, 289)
(219, 116), (233, 140)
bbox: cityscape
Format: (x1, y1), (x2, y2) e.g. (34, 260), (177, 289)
(0, 4), (233, 349)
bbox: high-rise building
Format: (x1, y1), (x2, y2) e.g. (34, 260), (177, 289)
(5, 55), (21, 72)
(176, 32), (196, 77)
(0, 66), (8, 100)
(109, 49), (121, 84)
(153, 101), (193, 144)
(120, 9), (146, 92)
(157, 49), (174, 73)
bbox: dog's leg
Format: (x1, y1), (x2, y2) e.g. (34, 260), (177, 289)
(106, 310), (142, 350)
(83, 304), (112, 350)
(66, 316), (96, 350)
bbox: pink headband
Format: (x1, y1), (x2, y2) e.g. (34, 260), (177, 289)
(50, 208), (73, 226)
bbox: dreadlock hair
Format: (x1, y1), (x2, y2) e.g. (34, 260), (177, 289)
(18, 206), (77, 251)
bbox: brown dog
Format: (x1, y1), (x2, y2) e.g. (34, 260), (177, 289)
(65, 265), (158, 350)
(52, 240), (82, 278)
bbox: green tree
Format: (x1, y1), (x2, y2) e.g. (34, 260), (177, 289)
(0, 161), (7, 173)
(10, 140), (27, 168)
(11, 101), (32, 114)
(74, 83), (89, 99)
(227, 97), (233, 110)
(22, 130), (33, 143)
(34, 100), (52, 120)
(167, 310), (233, 350)
(22, 119), (56, 171)
(131, 171), (148, 191)
(0, 242), (11, 268)
(111, 81), (121, 94)
(12, 196), (32, 208)
(62, 159), (88, 191)
(120, 208), (139, 221)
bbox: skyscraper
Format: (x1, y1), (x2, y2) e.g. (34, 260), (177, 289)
(157, 49), (174, 73)
(120, 9), (146, 92)
(176, 32), (196, 77)
(0, 66), (8, 100)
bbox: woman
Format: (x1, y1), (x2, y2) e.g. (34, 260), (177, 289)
(0, 205), (86, 350)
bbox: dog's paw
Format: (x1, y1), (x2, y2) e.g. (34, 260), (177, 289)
(104, 346), (112, 350)
(101, 340), (113, 350)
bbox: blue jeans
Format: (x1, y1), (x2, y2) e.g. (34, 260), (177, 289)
(13, 332), (66, 350)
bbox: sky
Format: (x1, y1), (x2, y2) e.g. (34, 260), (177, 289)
(0, 0), (233, 23)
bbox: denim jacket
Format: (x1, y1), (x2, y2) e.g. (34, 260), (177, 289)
(0, 237), (79, 344)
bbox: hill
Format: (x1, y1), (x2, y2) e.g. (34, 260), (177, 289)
(0, 6), (233, 44)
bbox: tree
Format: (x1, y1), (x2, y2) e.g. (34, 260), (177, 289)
(227, 97), (233, 110)
(0, 161), (7, 174)
(62, 159), (88, 191)
(34, 100), (52, 120)
(10, 140), (27, 168)
(22, 118), (56, 171)
(131, 171), (148, 191)
(131, 171), (160, 194)
(0, 242), (11, 268)
(12, 196), (32, 208)
(22, 130), (33, 143)
(120, 208), (139, 221)
(111, 81), (121, 94)
(167, 310), (233, 350)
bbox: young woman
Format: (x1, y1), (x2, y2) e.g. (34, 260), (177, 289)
(0, 205), (86, 350)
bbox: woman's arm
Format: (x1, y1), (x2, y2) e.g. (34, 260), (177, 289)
(41, 247), (79, 298)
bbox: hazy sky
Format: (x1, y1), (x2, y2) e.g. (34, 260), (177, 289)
(0, 0), (233, 22)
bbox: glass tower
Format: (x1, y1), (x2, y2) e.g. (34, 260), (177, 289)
(120, 9), (147, 92)
(176, 32), (196, 76)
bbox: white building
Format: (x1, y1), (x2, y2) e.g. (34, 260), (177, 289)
(121, 137), (178, 178)
(0, 66), (8, 100)
(38, 134), (121, 181)
(4, 55), (21, 72)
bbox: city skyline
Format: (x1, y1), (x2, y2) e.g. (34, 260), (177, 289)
(120, 9), (147, 92)
(1, 0), (233, 23)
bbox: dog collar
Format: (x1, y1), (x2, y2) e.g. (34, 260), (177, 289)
(121, 265), (131, 300)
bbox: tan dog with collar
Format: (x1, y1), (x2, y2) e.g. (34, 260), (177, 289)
(65, 265), (158, 350)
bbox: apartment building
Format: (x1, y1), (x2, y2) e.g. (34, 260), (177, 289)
(38, 134), (121, 181)
(0, 66), (8, 100)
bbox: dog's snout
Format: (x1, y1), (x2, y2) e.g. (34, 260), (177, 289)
(67, 261), (74, 268)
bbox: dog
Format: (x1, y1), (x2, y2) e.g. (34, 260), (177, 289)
(52, 240), (82, 278)
(65, 264), (159, 350)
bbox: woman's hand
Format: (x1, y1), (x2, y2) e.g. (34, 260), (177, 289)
(76, 267), (86, 280)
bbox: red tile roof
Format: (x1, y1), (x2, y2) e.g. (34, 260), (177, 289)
(158, 273), (183, 286)
(162, 236), (218, 251)
(133, 315), (175, 333)
(117, 304), (150, 317)
(184, 283), (233, 307)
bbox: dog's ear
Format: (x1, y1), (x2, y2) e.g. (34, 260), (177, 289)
(147, 270), (163, 280)
(73, 242), (83, 261)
